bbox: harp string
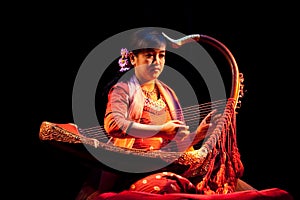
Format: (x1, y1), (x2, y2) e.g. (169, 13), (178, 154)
(78, 99), (227, 150)
(80, 99), (226, 136)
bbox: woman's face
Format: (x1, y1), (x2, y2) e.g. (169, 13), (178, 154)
(132, 47), (166, 83)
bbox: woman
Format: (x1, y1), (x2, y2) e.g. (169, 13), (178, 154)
(76, 27), (254, 199)
(99, 27), (221, 194)
(104, 28), (216, 153)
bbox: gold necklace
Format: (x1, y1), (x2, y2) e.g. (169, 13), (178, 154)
(142, 86), (158, 98)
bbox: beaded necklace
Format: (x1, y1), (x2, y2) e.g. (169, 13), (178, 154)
(142, 85), (158, 99)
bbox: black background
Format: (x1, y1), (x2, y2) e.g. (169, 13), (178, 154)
(6, 3), (297, 200)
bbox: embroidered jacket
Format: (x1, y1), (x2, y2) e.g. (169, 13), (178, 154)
(104, 75), (184, 149)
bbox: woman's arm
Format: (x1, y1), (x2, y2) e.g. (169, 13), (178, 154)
(104, 84), (189, 140)
(129, 120), (189, 139)
(104, 84), (132, 138)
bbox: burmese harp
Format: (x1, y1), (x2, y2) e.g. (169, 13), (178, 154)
(39, 34), (245, 194)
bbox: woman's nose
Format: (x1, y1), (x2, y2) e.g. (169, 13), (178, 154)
(153, 54), (160, 64)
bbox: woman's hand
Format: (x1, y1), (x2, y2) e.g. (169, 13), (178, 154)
(160, 120), (189, 140)
(179, 109), (223, 147)
(194, 109), (222, 144)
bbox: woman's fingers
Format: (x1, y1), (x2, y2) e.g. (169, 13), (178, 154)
(171, 120), (185, 125)
(202, 109), (223, 125)
(170, 120), (189, 130)
(175, 127), (191, 142)
(206, 109), (217, 119)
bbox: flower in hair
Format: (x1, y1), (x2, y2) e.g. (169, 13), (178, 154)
(118, 48), (130, 72)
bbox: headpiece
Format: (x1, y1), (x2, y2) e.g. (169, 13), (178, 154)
(118, 48), (130, 72)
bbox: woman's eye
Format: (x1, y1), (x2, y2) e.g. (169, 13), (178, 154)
(144, 52), (165, 59)
(145, 54), (153, 58)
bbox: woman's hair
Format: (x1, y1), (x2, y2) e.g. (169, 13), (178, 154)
(100, 28), (168, 103)
(129, 27), (167, 54)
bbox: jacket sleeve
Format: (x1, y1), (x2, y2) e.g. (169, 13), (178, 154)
(103, 82), (133, 138)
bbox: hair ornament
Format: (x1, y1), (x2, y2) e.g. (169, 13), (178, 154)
(118, 48), (130, 72)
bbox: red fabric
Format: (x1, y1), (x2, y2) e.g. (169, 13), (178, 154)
(129, 172), (196, 194)
(94, 188), (293, 200)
